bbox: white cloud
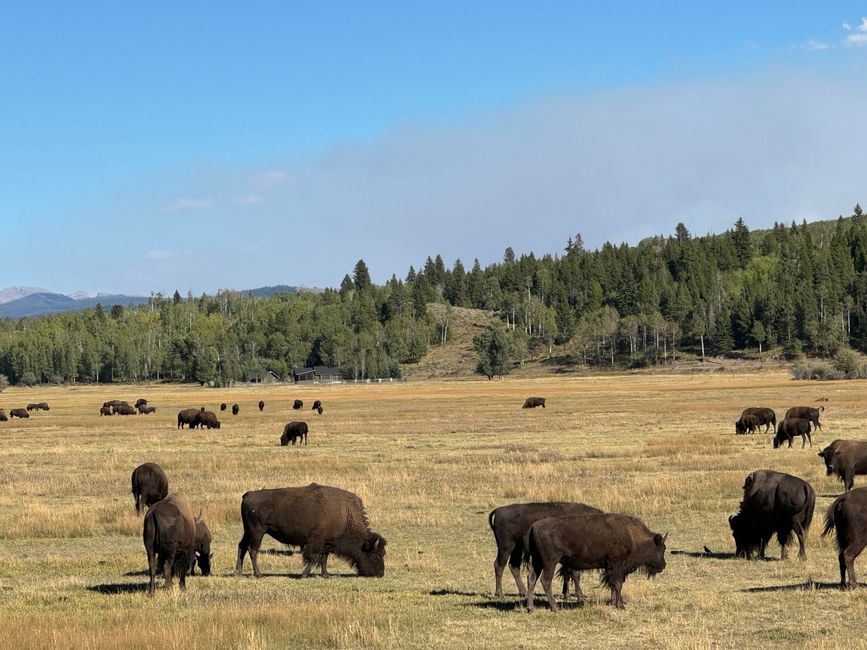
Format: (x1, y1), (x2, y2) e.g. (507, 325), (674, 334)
(163, 197), (214, 213)
(233, 193), (266, 205)
(250, 170), (290, 191)
(843, 22), (852, 31)
(846, 32), (867, 45)
(802, 39), (830, 51)
(145, 250), (171, 260)
(859, 17), (867, 31)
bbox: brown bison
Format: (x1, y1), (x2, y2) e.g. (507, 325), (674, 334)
(0, 409), (6, 422)
(131, 463), (169, 514)
(26, 402), (49, 411)
(526, 512), (666, 610)
(232, 403), (239, 415)
(312, 400), (322, 411)
(105, 400), (129, 408)
(293, 399), (303, 410)
(196, 411), (221, 429)
(488, 501), (601, 598)
(220, 403), (227, 411)
(143, 493), (196, 596)
(736, 407), (776, 434)
(785, 406), (823, 431)
(9, 408), (29, 419)
(99, 405), (113, 416)
(317, 406), (323, 415)
(735, 414), (760, 435)
(115, 404), (137, 415)
(822, 487), (867, 589)
(235, 483), (387, 578)
(138, 405), (157, 415)
(773, 418), (812, 448)
(522, 397), (546, 409)
(818, 440), (867, 491)
(177, 408), (200, 429)
(189, 516), (213, 577)
(134, 398), (148, 409)
(729, 469), (814, 560)
(258, 400), (265, 412)
(280, 421), (308, 446)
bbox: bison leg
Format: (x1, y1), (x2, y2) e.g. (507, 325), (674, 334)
(844, 471), (855, 492)
(507, 546), (527, 597)
(134, 491), (141, 515)
(793, 521), (807, 560)
(320, 553), (330, 577)
(147, 547), (157, 597)
(609, 575), (626, 609)
(539, 565), (559, 612)
(526, 568), (539, 612)
(161, 553), (172, 590)
(493, 546), (511, 597)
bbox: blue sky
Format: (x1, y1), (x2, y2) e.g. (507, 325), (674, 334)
(2, 3), (867, 294)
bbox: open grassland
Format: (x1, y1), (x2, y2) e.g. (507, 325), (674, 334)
(2, 373), (867, 648)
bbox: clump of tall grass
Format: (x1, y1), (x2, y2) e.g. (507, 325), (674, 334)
(791, 349), (867, 380)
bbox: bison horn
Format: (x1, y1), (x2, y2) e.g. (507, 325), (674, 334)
(662, 532), (668, 543)
(728, 515), (734, 524)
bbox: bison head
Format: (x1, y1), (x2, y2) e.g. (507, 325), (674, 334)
(646, 532), (667, 576)
(354, 532), (387, 577)
(194, 517), (212, 576)
(735, 420), (746, 435)
(729, 513), (760, 559)
(818, 447), (837, 475)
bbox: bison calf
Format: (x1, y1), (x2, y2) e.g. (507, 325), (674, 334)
(280, 421), (308, 446)
(526, 512), (666, 610)
(735, 414), (760, 435)
(773, 418), (812, 449)
(822, 487), (867, 589)
(189, 516), (213, 577)
(737, 407), (776, 434)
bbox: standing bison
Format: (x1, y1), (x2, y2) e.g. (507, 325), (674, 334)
(232, 404), (240, 415)
(115, 404), (137, 415)
(785, 406), (823, 431)
(235, 483), (386, 578)
(312, 400), (322, 411)
(818, 440), (867, 491)
(526, 512), (666, 610)
(9, 409), (29, 419)
(189, 516), (213, 577)
(735, 414), (760, 435)
(99, 405), (113, 416)
(196, 411), (221, 429)
(522, 397), (546, 409)
(220, 403), (227, 411)
(26, 402), (49, 411)
(736, 407), (776, 434)
(280, 421), (308, 446)
(729, 469), (815, 560)
(138, 405), (157, 415)
(143, 494), (196, 596)
(0, 409), (6, 422)
(177, 408), (200, 429)
(258, 400), (265, 412)
(134, 398), (148, 409)
(822, 487), (867, 589)
(293, 399), (303, 410)
(773, 418), (812, 448)
(131, 463), (169, 514)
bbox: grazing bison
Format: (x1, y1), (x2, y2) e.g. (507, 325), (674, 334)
(773, 418), (812, 448)
(280, 421), (309, 446)
(143, 493), (196, 596)
(189, 516), (213, 577)
(785, 406), (823, 431)
(736, 407), (776, 434)
(0, 409), (7, 421)
(312, 400), (322, 411)
(232, 404), (239, 415)
(258, 400), (265, 412)
(105, 400), (129, 408)
(818, 440), (867, 491)
(9, 408), (29, 419)
(220, 403), (227, 411)
(822, 487), (867, 589)
(134, 398), (148, 409)
(488, 501), (601, 598)
(526, 512), (667, 611)
(293, 399), (303, 410)
(317, 406), (323, 415)
(177, 408), (200, 429)
(735, 414), (761, 435)
(138, 405), (157, 415)
(235, 483), (387, 578)
(115, 404), (137, 415)
(99, 405), (113, 416)
(26, 402), (49, 411)
(131, 463), (169, 514)
(522, 397), (546, 409)
(196, 411), (221, 429)
(729, 469), (815, 560)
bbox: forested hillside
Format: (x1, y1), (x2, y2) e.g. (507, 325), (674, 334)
(1, 205), (865, 385)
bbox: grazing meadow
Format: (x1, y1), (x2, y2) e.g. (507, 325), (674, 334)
(1, 372), (867, 648)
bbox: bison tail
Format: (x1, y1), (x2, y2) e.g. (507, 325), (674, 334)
(822, 498), (842, 541)
(487, 509), (496, 531)
(819, 405), (825, 412)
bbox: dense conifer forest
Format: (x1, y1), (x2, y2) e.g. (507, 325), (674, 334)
(1, 205), (866, 385)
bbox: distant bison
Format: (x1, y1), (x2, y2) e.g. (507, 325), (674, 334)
(26, 402), (49, 411)
(220, 403), (227, 411)
(99, 405), (113, 416)
(818, 440), (867, 491)
(115, 404), (137, 415)
(258, 400), (265, 412)
(131, 463), (169, 515)
(134, 398), (148, 409)
(785, 406), (823, 431)
(522, 397), (546, 409)
(9, 409), (29, 419)
(735, 414), (760, 435)
(177, 408), (200, 429)
(235, 483), (386, 578)
(312, 400), (322, 411)
(317, 406), (323, 415)
(231, 404), (239, 415)
(280, 421), (308, 446)
(729, 469), (815, 560)
(773, 418), (812, 448)
(488, 501), (601, 598)
(189, 515), (212, 577)
(196, 411), (221, 429)
(105, 400), (129, 408)
(822, 487), (867, 589)
(736, 407), (776, 434)
(138, 405), (157, 415)
(526, 512), (666, 610)
(143, 493), (196, 596)
(293, 399), (303, 410)
(0, 409), (7, 421)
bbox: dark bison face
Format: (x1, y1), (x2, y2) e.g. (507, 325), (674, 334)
(729, 513), (757, 559)
(735, 420), (745, 435)
(818, 447), (835, 475)
(212, 421), (221, 429)
(647, 533), (667, 576)
(196, 549), (212, 576)
(356, 533), (387, 577)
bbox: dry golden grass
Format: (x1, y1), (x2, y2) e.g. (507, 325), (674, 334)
(1, 373), (867, 648)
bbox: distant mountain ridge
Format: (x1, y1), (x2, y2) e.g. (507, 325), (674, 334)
(0, 285), (312, 319)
